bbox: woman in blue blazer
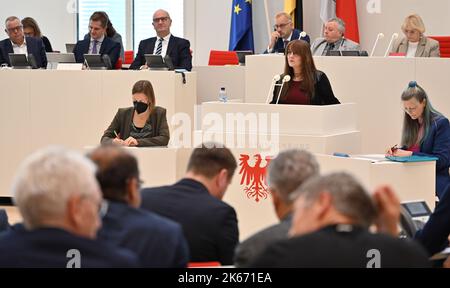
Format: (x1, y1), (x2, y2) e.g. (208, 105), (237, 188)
(387, 81), (450, 199)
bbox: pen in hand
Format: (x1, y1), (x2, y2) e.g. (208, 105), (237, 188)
(389, 144), (398, 155)
(114, 130), (119, 139)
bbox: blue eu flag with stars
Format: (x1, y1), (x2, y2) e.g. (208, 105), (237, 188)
(229, 0), (254, 51)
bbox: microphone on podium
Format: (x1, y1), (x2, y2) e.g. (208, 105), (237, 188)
(275, 75), (291, 104)
(265, 74), (282, 103)
(370, 33), (385, 57)
(384, 33), (399, 57)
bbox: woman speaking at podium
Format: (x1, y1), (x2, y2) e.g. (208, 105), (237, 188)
(101, 80), (170, 147)
(270, 40), (340, 105)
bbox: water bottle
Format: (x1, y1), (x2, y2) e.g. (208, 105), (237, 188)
(218, 87), (228, 103)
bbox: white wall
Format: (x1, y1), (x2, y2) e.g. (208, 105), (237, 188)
(0, 0), (77, 53)
(2, 0), (450, 64)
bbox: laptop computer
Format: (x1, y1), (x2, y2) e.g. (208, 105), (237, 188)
(65, 43), (76, 53)
(46, 53), (76, 69)
(8, 53), (34, 69)
(144, 54), (174, 70)
(341, 50), (361, 56)
(236, 50), (253, 65)
(84, 54), (111, 70)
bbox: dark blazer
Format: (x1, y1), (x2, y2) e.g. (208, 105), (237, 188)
(0, 209), (9, 232)
(250, 224), (430, 268)
(0, 36), (47, 68)
(140, 179), (239, 265)
(412, 114), (450, 199)
(42, 36), (53, 52)
(101, 106), (170, 147)
(0, 227), (139, 268)
(271, 70), (340, 105)
(415, 184), (450, 256)
(234, 214), (292, 267)
(266, 29), (310, 53)
(130, 35), (192, 71)
(97, 201), (189, 268)
(73, 36), (120, 69)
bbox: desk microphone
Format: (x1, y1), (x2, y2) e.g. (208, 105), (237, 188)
(370, 33), (385, 57)
(299, 31), (307, 40)
(265, 74), (282, 103)
(275, 75), (291, 104)
(384, 33), (399, 57)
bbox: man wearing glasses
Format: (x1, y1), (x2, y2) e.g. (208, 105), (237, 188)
(0, 16), (47, 68)
(265, 12), (310, 54)
(130, 9), (192, 71)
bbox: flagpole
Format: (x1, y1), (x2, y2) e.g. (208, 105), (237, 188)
(263, 0), (272, 39)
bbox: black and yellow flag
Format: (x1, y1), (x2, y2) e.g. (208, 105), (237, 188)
(284, 0), (304, 31)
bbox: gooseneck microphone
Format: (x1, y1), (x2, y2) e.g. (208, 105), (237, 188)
(384, 33), (399, 57)
(275, 75), (291, 104)
(370, 33), (385, 57)
(265, 74), (282, 103)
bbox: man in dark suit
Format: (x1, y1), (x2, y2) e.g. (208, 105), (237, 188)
(0, 209), (9, 232)
(265, 12), (310, 54)
(0, 147), (138, 268)
(0, 16), (47, 68)
(140, 143), (239, 265)
(234, 149), (319, 267)
(89, 145), (189, 267)
(130, 9), (192, 71)
(73, 12), (120, 69)
(251, 173), (430, 268)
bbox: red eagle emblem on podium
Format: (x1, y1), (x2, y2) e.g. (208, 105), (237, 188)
(239, 154), (271, 202)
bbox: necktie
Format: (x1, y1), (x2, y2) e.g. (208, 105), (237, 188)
(323, 42), (335, 56)
(155, 38), (163, 55)
(92, 40), (98, 54)
(284, 40), (289, 49)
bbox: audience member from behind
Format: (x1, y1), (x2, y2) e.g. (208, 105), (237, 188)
(130, 9), (192, 71)
(234, 149), (319, 267)
(0, 209), (9, 232)
(250, 173), (430, 268)
(391, 14), (440, 58)
(0, 147), (138, 268)
(311, 17), (361, 56)
(386, 81), (450, 199)
(101, 80), (170, 147)
(0, 16), (47, 68)
(265, 12), (310, 53)
(21, 17), (53, 52)
(140, 143), (239, 265)
(271, 40), (340, 105)
(89, 145), (189, 267)
(73, 11), (120, 69)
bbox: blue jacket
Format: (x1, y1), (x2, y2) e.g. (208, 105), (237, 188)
(0, 227), (139, 268)
(0, 36), (47, 68)
(140, 179), (239, 265)
(97, 201), (189, 268)
(73, 37), (121, 69)
(130, 35), (192, 71)
(0, 209), (9, 232)
(266, 29), (310, 53)
(412, 115), (450, 199)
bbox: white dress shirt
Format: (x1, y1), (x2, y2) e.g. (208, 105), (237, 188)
(11, 38), (28, 56)
(153, 33), (171, 56)
(406, 41), (419, 58)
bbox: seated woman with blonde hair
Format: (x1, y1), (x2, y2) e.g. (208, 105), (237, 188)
(391, 14), (440, 58)
(101, 80), (169, 147)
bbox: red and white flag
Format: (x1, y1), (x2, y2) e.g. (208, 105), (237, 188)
(320, 0), (359, 43)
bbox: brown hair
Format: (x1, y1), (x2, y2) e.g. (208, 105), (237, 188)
(187, 143), (237, 180)
(90, 11), (109, 28)
(132, 80), (156, 111)
(21, 17), (42, 37)
(281, 40), (317, 101)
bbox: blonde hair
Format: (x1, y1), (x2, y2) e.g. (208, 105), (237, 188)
(401, 14), (425, 34)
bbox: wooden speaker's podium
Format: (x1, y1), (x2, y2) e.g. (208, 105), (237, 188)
(197, 102), (361, 154)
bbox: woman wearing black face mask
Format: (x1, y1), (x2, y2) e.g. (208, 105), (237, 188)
(101, 80), (170, 147)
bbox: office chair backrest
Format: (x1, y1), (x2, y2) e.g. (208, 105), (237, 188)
(208, 50), (239, 66)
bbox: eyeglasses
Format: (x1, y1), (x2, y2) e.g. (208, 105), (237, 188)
(273, 22), (291, 30)
(6, 25), (23, 33)
(153, 17), (170, 23)
(403, 106), (418, 113)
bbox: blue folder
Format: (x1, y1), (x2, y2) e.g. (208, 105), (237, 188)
(385, 155), (439, 162)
